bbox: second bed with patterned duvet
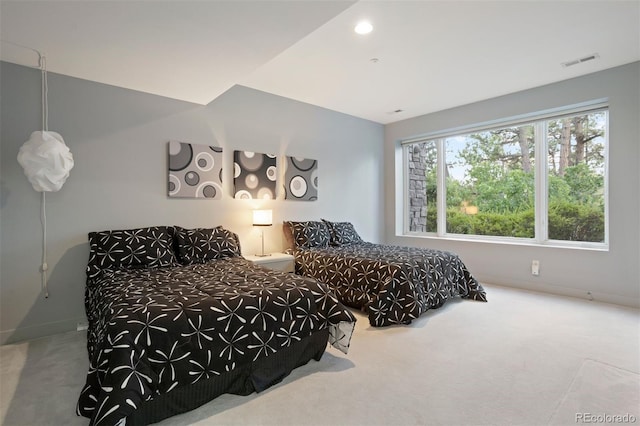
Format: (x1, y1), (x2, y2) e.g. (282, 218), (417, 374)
(285, 220), (487, 327)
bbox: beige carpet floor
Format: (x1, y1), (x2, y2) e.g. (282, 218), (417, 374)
(1, 284), (638, 426)
(549, 359), (639, 425)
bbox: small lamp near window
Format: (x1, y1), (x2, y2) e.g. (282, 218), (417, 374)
(253, 209), (273, 257)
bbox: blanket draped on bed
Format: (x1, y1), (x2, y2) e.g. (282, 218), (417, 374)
(77, 257), (355, 426)
(292, 242), (487, 327)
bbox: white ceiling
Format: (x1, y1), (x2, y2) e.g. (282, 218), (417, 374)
(0, 1), (356, 105)
(2, 1), (639, 124)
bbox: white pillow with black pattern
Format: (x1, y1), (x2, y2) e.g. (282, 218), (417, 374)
(86, 226), (177, 278)
(323, 220), (363, 246)
(285, 221), (331, 249)
(174, 226), (241, 264)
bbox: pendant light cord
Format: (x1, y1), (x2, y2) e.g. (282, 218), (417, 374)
(2, 40), (52, 298)
(1, 39), (48, 130)
(39, 53), (50, 298)
(40, 54), (50, 297)
(41, 54), (48, 132)
(41, 192), (49, 298)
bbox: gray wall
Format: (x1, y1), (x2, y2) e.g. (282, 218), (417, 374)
(385, 62), (640, 307)
(0, 61), (384, 344)
(3, 59), (637, 345)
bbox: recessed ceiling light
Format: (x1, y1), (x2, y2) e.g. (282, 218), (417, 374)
(354, 21), (373, 35)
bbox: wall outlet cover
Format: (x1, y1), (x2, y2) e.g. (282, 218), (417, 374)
(531, 260), (540, 276)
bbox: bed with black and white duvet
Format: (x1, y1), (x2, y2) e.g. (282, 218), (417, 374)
(76, 225), (355, 426)
(285, 220), (487, 328)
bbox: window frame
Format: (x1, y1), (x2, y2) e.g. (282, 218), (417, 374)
(400, 100), (609, 251)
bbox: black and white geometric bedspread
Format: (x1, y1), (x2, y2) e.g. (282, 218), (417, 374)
(76, 257), (355, 426)
(292, 242), (487, 327)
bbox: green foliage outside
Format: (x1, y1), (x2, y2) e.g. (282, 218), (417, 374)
(547, 201), (604, 242)
(426, 203), (604, 241)
(418, 112), (606, 242)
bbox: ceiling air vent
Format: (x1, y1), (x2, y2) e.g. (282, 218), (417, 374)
(561, 53), (600, 68)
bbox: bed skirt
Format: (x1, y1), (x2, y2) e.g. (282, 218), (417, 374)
(125, 328), (330, 425)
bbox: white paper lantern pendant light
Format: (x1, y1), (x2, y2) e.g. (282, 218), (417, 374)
(18, 130), (73, 192)
(15, 51), (74, 298)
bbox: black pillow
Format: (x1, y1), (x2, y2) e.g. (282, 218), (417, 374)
(87, 226), (177, 278)
(322, 220), (363, 246)
(284, 221), (331, 249)
(174, 226), (242, 264)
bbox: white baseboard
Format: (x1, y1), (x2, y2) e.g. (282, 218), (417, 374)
(480, 277), (640, 309)
(0, 317), (86, 346)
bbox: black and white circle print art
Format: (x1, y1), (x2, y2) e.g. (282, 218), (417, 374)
(233, 151), (277, 199)
(168, 141), (223, 199)
(284, 157), (318, 201)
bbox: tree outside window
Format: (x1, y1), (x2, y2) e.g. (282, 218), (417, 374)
(405, 108), (607, 245)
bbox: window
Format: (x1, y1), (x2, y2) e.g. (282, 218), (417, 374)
(403, 104), (608, 248)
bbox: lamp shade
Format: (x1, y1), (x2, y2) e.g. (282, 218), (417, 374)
(17, 131), (73, 192)
(253, 209), (273, 226)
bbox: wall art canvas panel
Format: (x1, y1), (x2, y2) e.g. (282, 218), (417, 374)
(284, 156), (318, 201)
(168, 141), (223, 199)
(233, 151), (277, 199)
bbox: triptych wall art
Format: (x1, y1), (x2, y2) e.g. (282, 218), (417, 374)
(167, 141), (317, 201)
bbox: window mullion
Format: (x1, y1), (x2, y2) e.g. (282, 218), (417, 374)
(403, 145), (409, 234)
(436, 139), (446, 236)
(534, 121), (548, 243)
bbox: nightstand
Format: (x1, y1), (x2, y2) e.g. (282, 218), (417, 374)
(244, 253), (295, 273)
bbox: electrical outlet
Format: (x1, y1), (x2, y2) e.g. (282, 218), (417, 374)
(531, 260), (540, 276)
